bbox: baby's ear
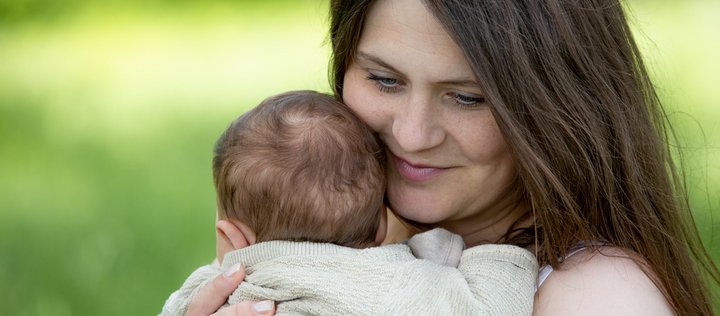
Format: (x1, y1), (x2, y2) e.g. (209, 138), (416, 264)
(216, 219), (256, 250)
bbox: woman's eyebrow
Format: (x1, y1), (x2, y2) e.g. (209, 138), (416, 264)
(436, 78), (481, 88)
(356, 51), (481, 88)
(355, 51), (401, 73)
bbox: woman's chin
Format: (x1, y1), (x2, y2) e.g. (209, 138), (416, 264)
(387, 188), (451, 224)
(390, 202), (448, 225)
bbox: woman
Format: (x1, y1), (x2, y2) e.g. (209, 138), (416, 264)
(185, 0), (719, 315)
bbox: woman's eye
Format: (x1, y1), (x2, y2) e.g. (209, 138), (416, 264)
(450, 92), (485, 108)
(367, 74), (401, 93)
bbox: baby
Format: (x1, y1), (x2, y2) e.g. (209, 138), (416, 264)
(161, 91), (537, 315)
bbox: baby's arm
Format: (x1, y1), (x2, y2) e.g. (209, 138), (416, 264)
(406, 228), (465, 267)
(160, 264), (221, 316)
(406, 228), (537, 314)
(458, 244), (538, 315)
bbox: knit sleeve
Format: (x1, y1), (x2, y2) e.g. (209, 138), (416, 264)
(406, 228), (465, 267)
(159, 264), (221, 316)
(458, 244), (538, 315)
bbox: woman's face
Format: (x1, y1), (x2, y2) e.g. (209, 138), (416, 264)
(342, 0), (521, 235)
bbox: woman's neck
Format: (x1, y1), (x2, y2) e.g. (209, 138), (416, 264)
(439, 199), (532, 248)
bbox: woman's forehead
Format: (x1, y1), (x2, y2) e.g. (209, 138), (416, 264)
(357, 0), (476, 82)
(361, 0), (450, 53)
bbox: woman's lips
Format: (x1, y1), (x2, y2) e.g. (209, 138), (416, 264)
(392, 154), (448, 182)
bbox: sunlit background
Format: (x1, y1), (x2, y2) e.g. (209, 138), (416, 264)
(0, 0), (718, 315)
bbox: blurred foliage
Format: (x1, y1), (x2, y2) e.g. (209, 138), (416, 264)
(0, 0), (302, 25)
(0, 0), (717, 315)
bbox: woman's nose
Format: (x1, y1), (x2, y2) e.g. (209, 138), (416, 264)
(391, 96), (445, 153)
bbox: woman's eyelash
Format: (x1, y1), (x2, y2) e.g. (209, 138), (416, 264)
(449, 92), (486, 109)
(365, 73), (485, 109)
(366, 74), (401, 93)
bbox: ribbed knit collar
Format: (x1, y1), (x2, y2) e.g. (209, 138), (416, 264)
(221, 241), (411, 270)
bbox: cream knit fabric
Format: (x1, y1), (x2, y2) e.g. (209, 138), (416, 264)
(161, 230), (537, 315)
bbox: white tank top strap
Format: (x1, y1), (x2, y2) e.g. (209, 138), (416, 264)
(535, 240), (610, 291)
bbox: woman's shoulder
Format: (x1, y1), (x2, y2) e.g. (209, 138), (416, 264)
(533, 246), (673, 316)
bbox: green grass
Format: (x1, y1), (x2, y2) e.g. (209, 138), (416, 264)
(0, 1), (717, 314)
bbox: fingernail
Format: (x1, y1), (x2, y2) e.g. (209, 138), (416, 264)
(223, 263), (242, 278)
(253, 300), (274, 314)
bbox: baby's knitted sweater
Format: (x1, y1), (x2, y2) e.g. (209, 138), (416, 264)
(161, 230), (537, 315)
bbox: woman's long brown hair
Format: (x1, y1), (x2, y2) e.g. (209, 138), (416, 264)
(329, 0), (719, 315)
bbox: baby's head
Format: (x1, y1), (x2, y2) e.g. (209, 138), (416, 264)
(213, 90), (386, 262)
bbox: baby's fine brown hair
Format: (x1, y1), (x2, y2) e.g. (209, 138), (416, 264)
(213, 90), (385, 248)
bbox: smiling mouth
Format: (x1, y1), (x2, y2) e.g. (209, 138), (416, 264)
(391, 154), (448, 182)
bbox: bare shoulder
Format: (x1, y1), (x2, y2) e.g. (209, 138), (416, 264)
(534, 246), (673, 316)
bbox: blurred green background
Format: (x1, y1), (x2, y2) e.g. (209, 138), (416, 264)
(0, 0), (717, 315)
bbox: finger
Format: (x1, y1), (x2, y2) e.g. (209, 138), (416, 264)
(186, 263), (245, 316)
(211, 300), (276, 316)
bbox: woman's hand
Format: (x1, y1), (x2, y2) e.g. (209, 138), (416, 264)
(185, 264), (275, 316)
(210, 300), (275, 316)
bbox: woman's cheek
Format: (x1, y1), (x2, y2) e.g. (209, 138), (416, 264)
(343, 70), (385, 132)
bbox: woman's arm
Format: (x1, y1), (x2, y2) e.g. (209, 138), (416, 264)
(533, 247), (673, 316)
